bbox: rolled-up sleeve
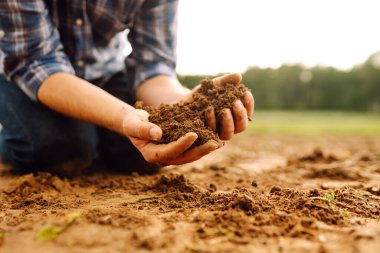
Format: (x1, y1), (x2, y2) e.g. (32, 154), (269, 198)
(0, 0), (75, 101)
(126, 0), (178, 90)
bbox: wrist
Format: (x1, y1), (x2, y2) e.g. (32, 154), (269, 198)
(136, 75), (191, 106)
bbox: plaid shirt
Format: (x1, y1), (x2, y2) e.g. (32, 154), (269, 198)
(0, 0), (178, 101)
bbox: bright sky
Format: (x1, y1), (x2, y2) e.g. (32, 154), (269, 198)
(176, 0), (380, 75)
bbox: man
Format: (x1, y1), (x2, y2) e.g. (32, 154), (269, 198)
(0, 0), (254, 175)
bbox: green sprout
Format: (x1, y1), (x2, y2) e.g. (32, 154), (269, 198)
(35, 225), (62, 241)
(209, 164), (226, 171)
(326, 191), (336, 201)
(310, 191), (336, 202)
(36, 212), (81, 241)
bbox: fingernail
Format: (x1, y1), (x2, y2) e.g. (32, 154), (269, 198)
(187, 132), (198, 139)
(150, 127), (161, 140)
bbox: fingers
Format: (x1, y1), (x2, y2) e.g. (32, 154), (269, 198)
(213, 73), (242, 87)
(151, 133), (198, 162)
(124, 120), (162, 141)
(123, 110), (162, 141)
(165, 141), (220, 165)
(243, 91), (254, 119)
(232, 100), (248, 133)
(206, 91), (254, 138)
(132, 132), (198, 163)
(219, 109), (234, 140)
(205, 107), (217, 131)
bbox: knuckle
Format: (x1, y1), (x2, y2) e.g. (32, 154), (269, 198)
(235, 106), (245, 116)
(221, 110), (230, 120)
(137, 109), (149, 117)
(138, 125), (149, 138)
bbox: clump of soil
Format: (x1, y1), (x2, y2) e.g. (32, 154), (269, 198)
(144, 173), (196, 193)
(2, 172), (67, 196)
(136, 78), (248, 147)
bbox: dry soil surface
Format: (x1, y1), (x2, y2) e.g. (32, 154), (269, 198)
(1, 134), (380, 253)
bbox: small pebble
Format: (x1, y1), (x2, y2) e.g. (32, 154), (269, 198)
(270, 186), (282, 194)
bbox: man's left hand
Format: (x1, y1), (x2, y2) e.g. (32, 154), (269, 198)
(185, 73), (254, 140)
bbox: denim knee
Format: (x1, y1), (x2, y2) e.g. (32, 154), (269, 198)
(0, 75), (98, 172)
(0, 115), (98, 173)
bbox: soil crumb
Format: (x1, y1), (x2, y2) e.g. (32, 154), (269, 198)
(145, 173), (196, 193)
(136, 78), (248, 147)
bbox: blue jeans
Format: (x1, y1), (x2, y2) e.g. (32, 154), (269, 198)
(0, 72), (158, 174)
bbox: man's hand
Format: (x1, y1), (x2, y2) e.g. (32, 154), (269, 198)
(122, 109), (219, 166)
(186, 73), (254, 140)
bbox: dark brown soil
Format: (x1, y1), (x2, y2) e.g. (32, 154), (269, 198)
(136, 78), (248, 147)
(1, 135), (380, 253)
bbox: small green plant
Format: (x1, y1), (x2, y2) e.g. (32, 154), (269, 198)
(310, 191), (335, 202)
(209, 164), (226, 171)
(36, 212), (81, 241)
(35, 225), (62, 241)
(326, 191), (336, 201)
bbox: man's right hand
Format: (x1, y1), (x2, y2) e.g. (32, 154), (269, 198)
(122, 109), (220, 166)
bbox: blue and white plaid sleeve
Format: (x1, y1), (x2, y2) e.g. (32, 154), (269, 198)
(126, 0), (178, 90)
(0, 0), (75, 101)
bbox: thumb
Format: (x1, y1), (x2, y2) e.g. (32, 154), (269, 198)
(213, 73), (242, 86)
(123, 118), (162, 141)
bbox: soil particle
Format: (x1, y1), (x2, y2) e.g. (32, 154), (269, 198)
(145, 173), (196, 193)
(290, 148), (340, 164)
(270, 186), (282, 194)
(231, 194), (257, 213)
(136, 78), (248, 147)
(305, 166), (368, 181)
(251, 180), (258, 187)
(208, 183), (217, 192)
(2, 172), (67, 196)
(366, 186), (380, 196)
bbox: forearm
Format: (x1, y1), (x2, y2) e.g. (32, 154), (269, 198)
(136, 75), (190, 106)
(37, 72), (133, 135)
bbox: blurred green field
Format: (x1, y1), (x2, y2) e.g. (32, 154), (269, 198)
(248, 110), (380, 135)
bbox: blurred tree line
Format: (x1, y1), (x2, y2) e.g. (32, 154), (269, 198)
(178, 52), (380, 112)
